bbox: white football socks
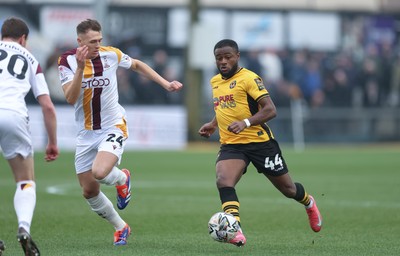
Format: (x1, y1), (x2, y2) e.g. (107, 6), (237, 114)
(14, 180), (36, 234)
(86, 191), (126, 230)
(97, 167), (126, 186)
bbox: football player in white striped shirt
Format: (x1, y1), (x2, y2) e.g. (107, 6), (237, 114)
(58, 19), (182, 246)
(0, 17), (59, 256)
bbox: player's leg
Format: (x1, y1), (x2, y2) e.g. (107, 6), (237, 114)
(216, 159), (247, 247)
(75, 130), (131, 245)
(1, 112), (41, 255)
(8, 155), (41, 256)
(9, 155), (35, 233)
(216, 159), (246, 223)
(215, 145), (248, 246)
(93, 151), (131, 210)
(92, 128), (131, 210)
(0, 240), (5, 255)
(78, 171), (131, 245)
(253, 139), (322, 232)
(265, 174), (322, 232)
(1, 111), (36, 234)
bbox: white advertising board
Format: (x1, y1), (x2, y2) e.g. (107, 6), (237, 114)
(231, 12), (285, 50)
(167, 8), (227, 48)
(40, 6), (94, 46)
(27, 106), (187, 151)
(287, 12), (340, 51)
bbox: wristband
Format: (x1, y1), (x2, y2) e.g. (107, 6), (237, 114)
(243, 118), (251, 128)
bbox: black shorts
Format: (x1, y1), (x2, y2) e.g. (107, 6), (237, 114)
(216, 139), (288, 176)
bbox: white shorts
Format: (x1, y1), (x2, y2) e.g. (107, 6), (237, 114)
(75, 126), (127, 174)
(0, 110), (33, 159)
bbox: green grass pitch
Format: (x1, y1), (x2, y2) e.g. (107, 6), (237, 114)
(0, 143), (399, 255)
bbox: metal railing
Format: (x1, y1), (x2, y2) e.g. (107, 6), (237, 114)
(269, 100), (400, 147)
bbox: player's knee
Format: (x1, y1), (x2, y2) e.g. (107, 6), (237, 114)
(91, 167), (108, 180)
(81, 183), (100, 199)
(216, 175), (232, 188)
(82, 189), (99, 199)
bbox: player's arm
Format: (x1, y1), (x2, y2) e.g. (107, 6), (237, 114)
(37, 94), (59, 161)
(130, 58), (183, 92)
(62, 46), (88, 105)
(199, 116), (218, 138)
(248, 96), (277, 125)
(62, 70), (83, 105)
(228, 96), (277, 134)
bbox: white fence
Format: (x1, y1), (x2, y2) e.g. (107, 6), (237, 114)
(268, 103), (400, 146)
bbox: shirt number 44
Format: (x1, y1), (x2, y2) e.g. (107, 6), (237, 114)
(264, 153), (284, 171)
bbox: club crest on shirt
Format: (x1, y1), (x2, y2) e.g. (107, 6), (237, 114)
(229, 81), (236, 89)
(123, 55), (130, 61)
(58, 66), (68, 83)
(254, 77), (265, 90)
(102, 56), (110, 69)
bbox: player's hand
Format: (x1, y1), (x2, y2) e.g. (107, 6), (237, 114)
(227, 120), (247, 134)
(45, 144), (59, 162)
(168, 80), (183, 92)
(199, 123), (216, 138)
(75, 45), (88, 69)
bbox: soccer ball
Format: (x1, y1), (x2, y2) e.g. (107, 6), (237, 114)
(208, 212), (240, 242)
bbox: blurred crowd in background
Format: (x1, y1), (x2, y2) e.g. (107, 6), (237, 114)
(36, 41), (400, 110)
(26, 46), (184, 106)
(18, 10), (399, 111)
(243, 42), (400, 109)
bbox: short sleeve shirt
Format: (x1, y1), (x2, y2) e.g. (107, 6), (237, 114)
(58, 46), (132, 132)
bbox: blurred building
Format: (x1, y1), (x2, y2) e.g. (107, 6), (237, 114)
(1, 0), (400, 146)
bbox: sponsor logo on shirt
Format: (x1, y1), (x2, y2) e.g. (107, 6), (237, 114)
(213, 94), (236, 110)
(254, 77), (265, 90)
(81, 77), (110, 88)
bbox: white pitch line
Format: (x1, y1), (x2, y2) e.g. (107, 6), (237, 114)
(46, 183), (79, 195)
(45, 182), (400, 209)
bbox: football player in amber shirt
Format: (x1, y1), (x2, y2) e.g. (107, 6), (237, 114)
(199, 39), (322, 247)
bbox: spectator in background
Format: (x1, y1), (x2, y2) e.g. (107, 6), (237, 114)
(303, 56), (324, 108)
(288, 50), (307, 100)
(128, 49), (180, 105)
(244, 49), (262, 76)
(364, 79), (380, 108)
(149, 49), (173, 104)
(131, 73), (154, 104)
(357, 58), (380, 107)
(45, 47), (68, 104)
(324, 68), (352, 107)
(117, 68), (135, 104)
(116, 36), (144, 104)
(388, 53), (400, 107)
(334, 52), (358, 106)
(258, 48), (292, 106)
(258, 48), (283, 84)
(378, 40), (394, 105)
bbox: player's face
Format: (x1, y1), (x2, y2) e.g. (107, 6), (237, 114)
(214, 46), (240, 79)
(78, 30), (102, 59)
